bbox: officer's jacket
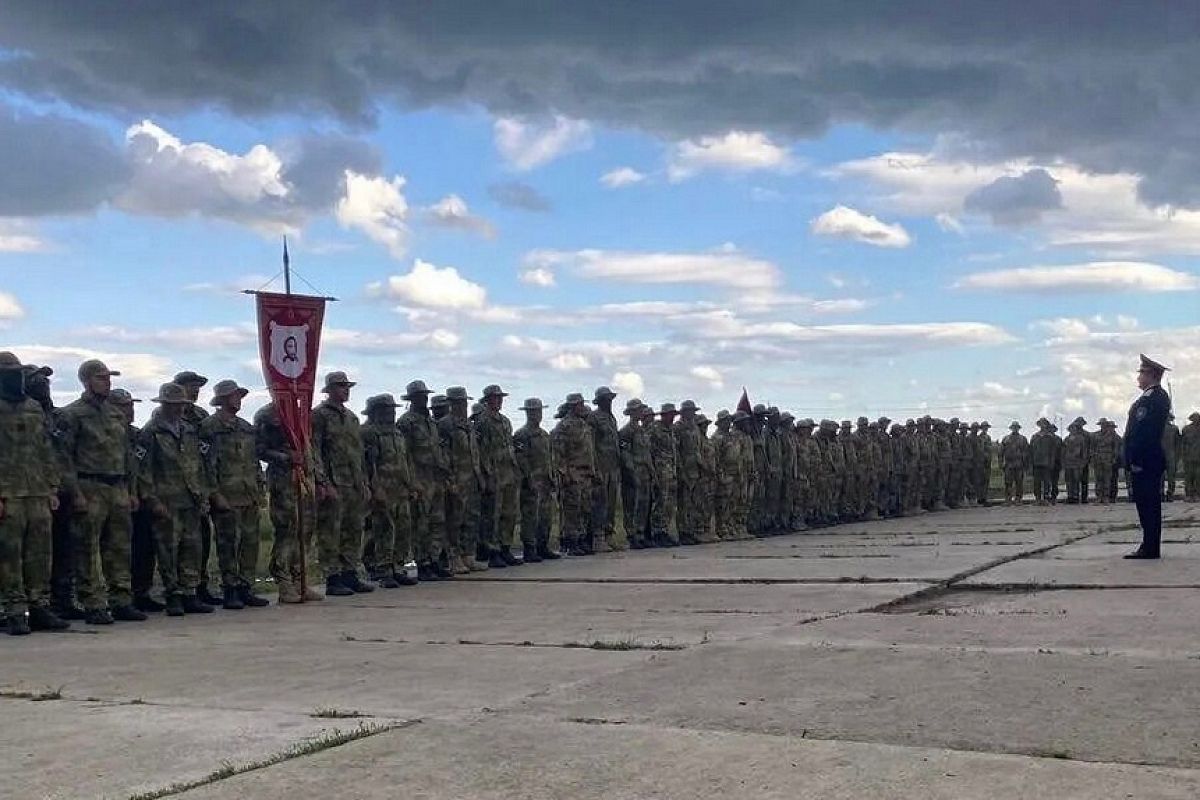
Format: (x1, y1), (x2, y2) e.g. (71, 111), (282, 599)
(0, 396), (59, 498)
(1124, 385), (1171, 473)
(137, 417), (205, 508)
(199, 412), (262, 507)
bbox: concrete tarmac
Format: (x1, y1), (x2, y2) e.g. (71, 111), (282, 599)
(3, 500), (1198, 799)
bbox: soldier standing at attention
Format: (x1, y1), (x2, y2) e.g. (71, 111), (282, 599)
(733, 410), (758, 536)
(1161, 414), (1181, 502)
(649, 403), (680, 547)
(440, 387), (487, 573)
(976, 422), (994, 505)
(1182, 412), (1200, 502)
(1028, 419), (1054, 505)
(696, 414), (718, 542)
(1090, 419), (1119, 505)
(712, 411), (739, 541)
(777, 413), (797, 529)
(313, 372), (373, 596)
(173, 371), (223, 608)
(199, 380), (268, 609)
(553, 394), (596, 556)
(476, 385), (522, 566)
(399, 381), (453, 580)
(109, 389), (160, 612)
(0, 353), (67, 635)
(1048, 423), (1064, 503)
(255, 402), (323, 603)
(514, 398), (559, 562)
(1061, 418), (1090, 504)
(674, 400), (704, 545)
(586, 387), (622, 552)
(617, 400), (650, 549)
(57, 360), (145, 625)
(1000, 422), (1030, 505)
(1124, 355), (1172, 560)
(362, 394), (418, 587)
(137, 383), (211, 616)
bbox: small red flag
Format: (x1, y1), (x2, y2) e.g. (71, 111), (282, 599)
(736, 387), (752, 415)
(256, 291), (326, 461)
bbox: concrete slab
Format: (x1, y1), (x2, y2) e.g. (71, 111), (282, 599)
(176, 716), (1200, 800)
(963, 539), (1200, 587)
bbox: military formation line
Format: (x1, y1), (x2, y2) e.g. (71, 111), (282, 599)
(3, 352), (1200, 636)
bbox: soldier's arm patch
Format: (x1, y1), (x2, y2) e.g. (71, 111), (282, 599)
(134, 445), (148, 460)
(199, 442), (211, 455)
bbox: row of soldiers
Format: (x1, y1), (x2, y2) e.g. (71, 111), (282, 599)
(996, 415), (1200, 505)
(4, 351), (1200, 635)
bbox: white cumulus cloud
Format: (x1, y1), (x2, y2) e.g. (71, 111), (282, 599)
(956, 261), (1200, 293)
(527, 246), (781, 290)
(668, 131), (793, 182)
(336, 171), (409, 258)
(424, 193), (496, 239)
(0, 290), (25, 325)
(810, 205), (911, 248)
(548, 352), (591, 371)
(368, 259), (486, 309)
(519, 267), (556, 287)
(690, 365), (724, 389)
(494, 114), (592, 171)
(600, 167), (646, 188)
(612, 370), (645, 398)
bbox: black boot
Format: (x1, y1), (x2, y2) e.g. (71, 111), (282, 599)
(7, 614), (31, 636)
(165, 595), (185, 617)
(537, 543), (562, 560)
(431, 559), (454, 579)
(196, 584), (222, 606)
(325, 573), (354, 596)
(394, 569), (419, 586)
(57, 603), (87, 620)
(522, 543), (543, 563)
(374, 572), (400, 589)
(181, 594), (215, 614)
(111, 604), (148, 621)
(499, 546), (523, 566)
(238, 586), (270, 607)
(133, 594), (166, 613)
(28, 607), (69, 631)
(342, 571), (375, 593)
(486, 550), (508, 569)
(222, 587), (245, 610)
(84, 608), (114, 625)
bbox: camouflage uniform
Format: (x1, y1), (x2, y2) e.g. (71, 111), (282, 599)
(697, 416), (717, 542)
(587, 388), (622, 551)
(362, 396), (415, 581)
(553, 396), (596, 554)
(199, 399), (263, 595)
(793, 420), (819, 529)
(398, 383), (449, 567)
(439, 388), (482, 569)
(1090, 421), (1121, 504)
(1162, 419), (1181, 501)
(476, 386), (520, 556)
(712, 412), (740, 540)
(975, 424), (994, 504)
(777, 414), (796, 530)
(1182, 413), (1200, 502)
(819, 422), (845, 524)
(313, 391), (369, 579)
(854, 419), (877, 519)
(648, 405), (679, 545)
(513, 399), (555, 557)
(0, 356), (60, 622)
(1000, 425), (1030, 504)
(1029, 421), (1056, 504)
(674, 402), (705, 544)
(254, 403), (319, 599)
(762, 412), (784, 534)
(619, 403), (654, 548)
(733, 413), (758, 536)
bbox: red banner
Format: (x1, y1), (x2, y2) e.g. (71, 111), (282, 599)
(255, 291), (326, 460)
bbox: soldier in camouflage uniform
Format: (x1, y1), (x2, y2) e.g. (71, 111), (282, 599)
(1162, 414), (1181, 501)
(587, 386), (622, 552)
(553, 394), (596, 556)
(1000, 422), (1030, 505)
(57, 360), (145, 625)
(618, 400), (653, 549)
(696, 414), (717, 542)
(712, 411), (739, 540)
(793, 419), (819, 529)
(398, 380), (453, 580)
(106, 388), (161, 613)
(200, 380), (268, 609)
(646, 402), (679, 546)
(312, 371), (373, 595)
(760, 408), (783, 534)
(1090, 419), (1121, 504)
(777, 413), (796, 531)
(362, 393), (418, 587)
(837, 420), (858, 521)
(875, 417), (894, 518)
(673, 400), (705, 545)
(1061, 417), (1090, 504)
(439, 387), (486, 573)
(975, 422), (994, 505)
(1028, 419), (1055, 505)
(0, 353), (67, 635)
(173, 371), (222, 607)
(733, 410), (758, 537)
(815, 421), (841, 524)
(1183, 412), (1200, 502)
(514, 398), (559, 562)
(854, 418), (877, 520)
(138, 383), (212, 616)
(254, 402), (322, 603)
(476, 385), (523, 566)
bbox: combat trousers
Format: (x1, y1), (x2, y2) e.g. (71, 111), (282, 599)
(590, 468), (620, 544)
(73, 480), (132, 611)
(213, 502), (261, 590)
(130, 505), (156, 599)
(0, 496), (52, 616)
(651, 470), (678, 543)
(268, 481), (317, 586)
(482, 477), (518, 552)
(1063, 468), (1084, 503)
(1031, 467), (1052, 502)
(1003, 468), (1024, 503)
(411, 478), (446, 563)
(559, 476), (591, 549)
(198, 514), (215, 593)
(153, 502), (203, 598)
(1185, 461), (1200, 501)
(317, 486), (367, 577)
(677, 476), (702, 543)
(905, 472), (921, 513)
(1093, 462), (1114, 503)
(1050, 467), (1061, 501)
(50, 498), (75, 610)
(974, 465), (990, 504)
(1164, 462), (1178, 500)
(367, 497), (412, 576)
(621, 472), (650, 546)
(714, 480), (736, 539)
(519, 480), (553, 551)
(444, 480), (479, 561)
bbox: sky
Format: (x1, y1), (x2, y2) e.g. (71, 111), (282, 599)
(0, 3), (1197, 426)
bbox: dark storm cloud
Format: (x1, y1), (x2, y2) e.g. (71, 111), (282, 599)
(2, 3), (1200, 204)
(964, 169), (1063, 226)
(488, 182), (552, 213)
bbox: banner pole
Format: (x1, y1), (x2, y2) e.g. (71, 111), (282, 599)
(295, 459), (308, 600)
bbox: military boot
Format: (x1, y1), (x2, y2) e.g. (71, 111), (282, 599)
(7, 613), (31, 636)
(325, 573), (354, 596)
(499, 545), (524, 566)
(165, 595), (185, 616)
(28, 606), (69, 631)
(56, 602), (87, 621)
(84, 608), (114, 625)
(486, 550), (508, 569)
(301, 585), (325, 602)
(276, 582), (302, 604)
(197, 584), (222, 606)
(537, 541), (562, 560)
(111, 604), (148, 622)
(449, 551), (471, 575)
(522, 542), (543, 563)
(238, 586), (270, 607)
(133, 593), (166, 613)
(375, 572), (401, 589)
(182, 595), (215, 614)
(342, 571), (375, 593)
(468, 553), (490, 572)
(222, 587), (245, 610)
(431, 559), (455, 579)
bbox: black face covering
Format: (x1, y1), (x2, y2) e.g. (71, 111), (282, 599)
(0, 369), (27, 403)
(25, 374), (50, 405)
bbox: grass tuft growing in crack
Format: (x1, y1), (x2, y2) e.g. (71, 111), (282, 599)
(311, 707), (370, 719)
(1, 685), (64, 701)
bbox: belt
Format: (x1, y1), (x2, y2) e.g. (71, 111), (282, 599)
(78, 473), (127, 485)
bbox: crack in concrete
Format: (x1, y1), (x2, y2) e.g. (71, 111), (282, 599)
(463, 576), (938, 586)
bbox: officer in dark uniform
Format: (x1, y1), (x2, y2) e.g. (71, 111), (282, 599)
(1124, 354), (1172, 560)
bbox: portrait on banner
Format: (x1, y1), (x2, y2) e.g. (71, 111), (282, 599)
(268, 321), (309, 380)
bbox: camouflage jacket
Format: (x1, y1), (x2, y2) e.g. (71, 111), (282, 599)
(1062, 430), (1090, 468)
(513, 422), (554, 490)
(763, 427), (783, 481)
(649, 422), (677, 477)
(552, 416), (595, 483)
(1000, 433), (1030, 468)
(199, 412), (262, 507)
(56, 393), (133, 492)
(618, 421), (653, 481)
(674, 418), (703, 483)
(1029, 431), (1057, 468)
(398, 409), (448, 480)
(0, 396), (59, 498)
(362, 420), (415, 502)
(438, 415), (481, 489)
(137, 416), (206, 508)
(312, 400), (366, 491)
(1182, 422), (1200, 463)
(1089, 430), (1122, 466)
(586, 408), (621, 475)
(253, 403), (319, 498)
(475, 409), (518, 485)
(713, 429), (741, 488)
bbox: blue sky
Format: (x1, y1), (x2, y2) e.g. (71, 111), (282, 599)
(1, 5), (1198, 426)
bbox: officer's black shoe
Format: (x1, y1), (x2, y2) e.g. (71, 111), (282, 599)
(538, 544), (562, 560)
(196, 584), (222, 606)
(57, 604), (87, 621)
(111, 604), (148, 622)
(343, 571), (375, 593)
(325, 574), (354, 596)
(394, 571), (419, 587)
(84, 608), (114, 625)
(499, 547), (523, 566)
(28, 607), (69, 631)
(1124, 549), (1161, 560)
(133, 594), (166, 613)
(238, 587), (270, 607)
(486, 552), (508, 569)
(375, 574), (401, 589)
(7, 614), (31, 636)
(222, 587), (245, 610)
(165, 596), (185, 617)
(181, 595), (215, 614)
(523, 548), (543, 564)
